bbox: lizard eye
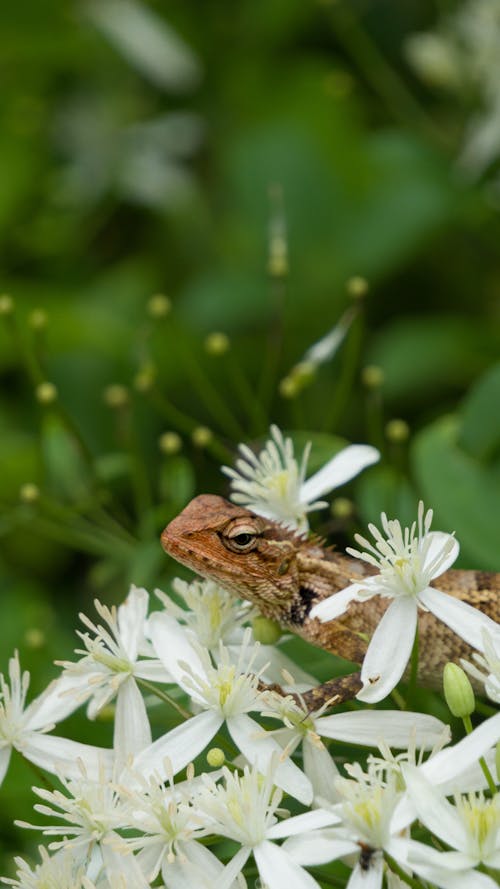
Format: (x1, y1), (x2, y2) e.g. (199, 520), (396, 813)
(221, 523), (259, 553)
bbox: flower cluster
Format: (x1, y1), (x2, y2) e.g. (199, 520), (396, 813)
(0, 427), (499, 888)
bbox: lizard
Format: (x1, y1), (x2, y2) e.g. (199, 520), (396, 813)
(161, 494), (500, 709)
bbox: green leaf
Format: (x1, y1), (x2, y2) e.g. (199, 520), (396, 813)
(459, 363), (500, 461)
(412, 415), (500, 569)
(158, 456), (195, 505)
(41, 412), (92, 501)
(356, 464), (417, 527)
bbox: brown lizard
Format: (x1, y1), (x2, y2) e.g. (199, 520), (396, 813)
(161, 494), (500, 708)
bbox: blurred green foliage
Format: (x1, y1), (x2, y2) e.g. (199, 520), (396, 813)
(1, 0), (500, 876)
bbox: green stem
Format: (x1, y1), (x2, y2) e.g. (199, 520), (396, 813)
(462, 714), (497, 795)
(29, 514), (132, 559)
(147, 388), (233, 463)
(322, 306), (363, 432)
(385, 853), (426, 889)
(182, 352), (246, 440)
(136, 677), (192, 721)
(258, 276), (286, 414)
(225, 352), (267, 435)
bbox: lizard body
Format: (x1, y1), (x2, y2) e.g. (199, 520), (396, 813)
(162, 494), (500, 704)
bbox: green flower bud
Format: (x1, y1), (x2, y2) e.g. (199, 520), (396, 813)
(385, 419), (410, 443)
(443, 662), (475, 718)
(147, 293), (171, 318)
(206, 747), (225, 768)
(103, 384), (129, 408)
(29, 308), (48, 330)
(24, 628), (45, 649)
(361, 365), (384, 389)
(252, 616), (282, 645)
(331, 497), (354, 519)
(204, 331), (230, 356)
(191, 426), (212, 448)
(279, 375), (299, 399)
(19, 482), (40, 503)
(0, 294), (14, 315)
(159, 431), (182, 455)
(346, 276), (369, 298)
(134, 365), (156, 392)
(35, 381), (58, 404)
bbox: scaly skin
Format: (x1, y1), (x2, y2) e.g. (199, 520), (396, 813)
(161, 495), (500, 707)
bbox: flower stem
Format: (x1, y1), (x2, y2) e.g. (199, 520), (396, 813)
(136, 677), (192, 721)
(385, 853), (426, 889)
(462, 714), (497, 795)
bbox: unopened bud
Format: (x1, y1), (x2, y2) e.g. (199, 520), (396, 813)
(19, 483), (40, 504)
(29, 308), (47, 330)
(134, 365), (156, 392)
(361, 365), (384, 389)
(204, 331), (230, 356)
(103, 384), (129, 408)
(206, 747), (225, 768)
(385, 419), (410, 443)
(159, 431), (182, 455)
(147, 293), (171, 318)
(346, 276), (369, 299)
(331, 497), (354, 519)
(252, 616), (282, 645)
(279, 376), (299, 399)
(24, 628), (45, 649)
(443, 662), (475, 718)
(191, 426), (212, 448)
(291, 361), (316, 386)
(35, 381), (57, 404)
(0, 294), (14, 315)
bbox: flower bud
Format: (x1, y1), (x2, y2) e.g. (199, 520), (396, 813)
(385, 419), (410, 443)
(0, 294), (14, 315)
(346, 276), (369, 299)
(134, 365), (156, 392)
(35, 381), (57, 404)
(147, 293), (171, 318)
(206, 747), (225, 768)
(24, 628), (45, 649)
(361, 365), (384, 389)
(204, 331), (230, 356)
(443, 662), (475, 718)
(279, 375), (299, 399)
(331, 497), (354, 519)
(103, 384), (129, 408)
(252, 616), (282, 645)
(19, 482), (40, 503)
(29, 308), (48, 330)
(191, 426), (212, 448)
(159, 431), (182, 455)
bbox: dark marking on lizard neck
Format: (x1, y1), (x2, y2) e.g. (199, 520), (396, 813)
(288, 586), (318, 626)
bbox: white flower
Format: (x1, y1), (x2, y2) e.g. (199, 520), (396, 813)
(283, 760), (411, 889)
(400, 764), (500, 889)
(1, 847), (86, 889)
(0, 653), (111, 786)
(195, 759), (338, 889)
(142, 615), (313, 804)
(262, 693), (450, 803)
(222, 424), (379, 531)
(157, 577), (318, 690)
(462, 627), (500, 704)
(311, 503), (499, 702)
(57, 586), (171, 759)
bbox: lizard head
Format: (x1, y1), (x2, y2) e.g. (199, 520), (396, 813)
(161, 494), (306, 613)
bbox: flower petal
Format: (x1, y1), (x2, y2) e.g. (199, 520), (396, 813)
(283, 831), (357, 866)
(217, 847), (251, 889)
(117, 586), (149, 661)
(148, 611), (206, 696)
(165, 841), (239, 889)
(315, 709), (448, 749)
(18, 733), (113, 780)
(422, 532), (459, 578)
(0, 747), (12, 786)
(267, 808), (340, 840)
(254, 839), (322, 889)
(132, 710), (222, 780)
(303, 735), (342, 804)
(24, 673), (87, 729)
(422, 711), (500, 786)
(101, 840), (151, 888)
(310, 583), (365, 623)
(401, 764), (468, 850)
(419, 586), (500, 651)
(228, 713), (313, 805)
(114, 677), (152, 763)
(357, 597), (417, 703)
(300, 445), (379, 503)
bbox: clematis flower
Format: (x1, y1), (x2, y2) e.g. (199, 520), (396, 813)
(0, 653), (112, 787)
(311, 503), (500, 702)
(142, 616), (313, 804)
(400, 764), (500, 889)
(195, 759), (338, 889)
(57, 586), (171, 759)
(222, 424), (379, 531)
(262, 692), (450, 802)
